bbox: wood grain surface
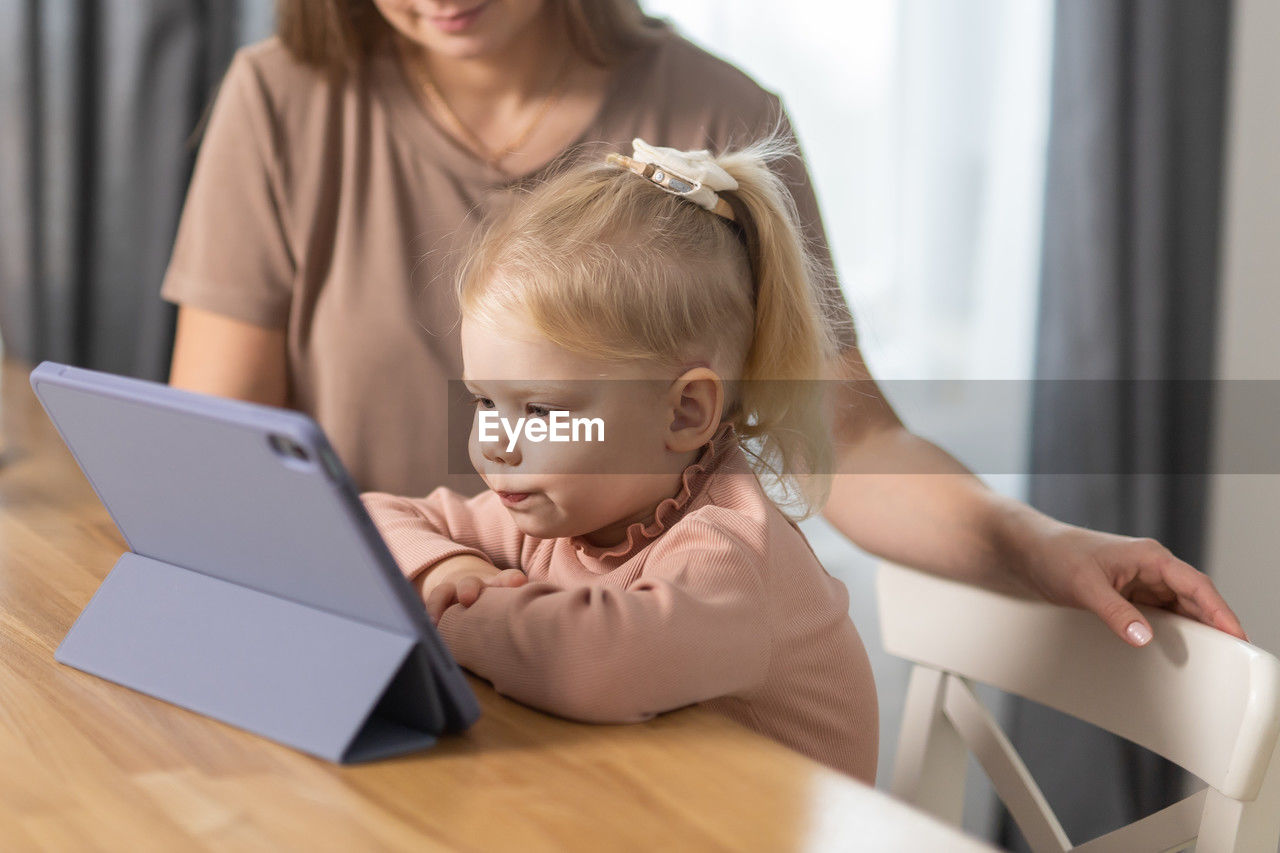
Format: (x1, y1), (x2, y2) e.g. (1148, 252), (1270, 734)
(0, 359), (992, 852)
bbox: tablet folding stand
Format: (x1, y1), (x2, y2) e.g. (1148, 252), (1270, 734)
(31, 362), (477, 763)
(57, 552), (442, 763)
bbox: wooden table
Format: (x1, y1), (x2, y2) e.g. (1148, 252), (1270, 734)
(0, 359), (993, 851)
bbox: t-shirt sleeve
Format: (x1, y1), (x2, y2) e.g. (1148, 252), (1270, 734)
(434, 516), (771, 723)
(160, 50), (295, 328)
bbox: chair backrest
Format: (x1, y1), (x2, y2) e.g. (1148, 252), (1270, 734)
(877, 561), (1280, 853)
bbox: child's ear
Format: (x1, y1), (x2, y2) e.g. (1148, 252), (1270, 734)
(664, 367), (724, 453)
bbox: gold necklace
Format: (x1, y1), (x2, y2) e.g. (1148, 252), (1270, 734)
(406, 51), (573, 174)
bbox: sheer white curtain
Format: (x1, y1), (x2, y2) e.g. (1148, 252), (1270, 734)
(642, 0), (1053, 840)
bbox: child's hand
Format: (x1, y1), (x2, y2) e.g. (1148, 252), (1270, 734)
(426, 568), (527, 624)
(415, 554), (501, 601)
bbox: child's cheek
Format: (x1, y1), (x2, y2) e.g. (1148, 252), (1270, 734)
(531, 436), (599, 477)
(467, 434), (484, 470)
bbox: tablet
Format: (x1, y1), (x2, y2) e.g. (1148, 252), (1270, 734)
(30, 361), (479, 762)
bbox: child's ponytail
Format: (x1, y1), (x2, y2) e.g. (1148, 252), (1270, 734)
(458, 134), (844, 518)
(714, 139), (839, 516)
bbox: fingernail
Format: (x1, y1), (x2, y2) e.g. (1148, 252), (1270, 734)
(1126, 621), (1152, 646)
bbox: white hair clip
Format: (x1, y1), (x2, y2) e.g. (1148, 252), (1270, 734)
(607, 138), (739, 221)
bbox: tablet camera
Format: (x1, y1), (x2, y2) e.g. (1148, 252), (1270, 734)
(268, 434), (311, 463)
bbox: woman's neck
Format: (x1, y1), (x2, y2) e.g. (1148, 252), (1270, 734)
(392, 9), (613, 178)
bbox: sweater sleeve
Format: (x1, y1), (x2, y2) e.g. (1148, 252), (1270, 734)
(435, 516), (772, 722)
(361, 488), (527, 581)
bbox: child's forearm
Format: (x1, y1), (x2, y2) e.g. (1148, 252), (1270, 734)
(362, 489), (527, 576)
(436, 578), (770, 723)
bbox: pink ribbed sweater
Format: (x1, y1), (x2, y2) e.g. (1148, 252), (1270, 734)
(361, 424), (879, 782)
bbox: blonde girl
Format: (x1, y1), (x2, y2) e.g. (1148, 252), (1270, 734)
(362, 137), (879, 783)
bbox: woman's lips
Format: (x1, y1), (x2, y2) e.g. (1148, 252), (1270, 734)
(429, 0), (491, 34)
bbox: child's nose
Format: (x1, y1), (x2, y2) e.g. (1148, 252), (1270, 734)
(481, 438), (521, 467)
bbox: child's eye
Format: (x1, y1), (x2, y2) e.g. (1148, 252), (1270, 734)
(526, 404), (553, 418)
(471, 395), (495, 410)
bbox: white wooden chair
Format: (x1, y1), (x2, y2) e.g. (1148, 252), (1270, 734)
(877, 561), (1280, 853)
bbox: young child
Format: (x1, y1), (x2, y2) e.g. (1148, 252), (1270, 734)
(362, 138), (878, 784)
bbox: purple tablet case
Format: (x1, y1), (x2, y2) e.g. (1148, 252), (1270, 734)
(29, 362), (479, 763)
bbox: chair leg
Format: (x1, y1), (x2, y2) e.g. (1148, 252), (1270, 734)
(891, 666), (967, 826)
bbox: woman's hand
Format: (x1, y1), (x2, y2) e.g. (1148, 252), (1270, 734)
(426, 568), (528, 624)
(820, 385), (1251, 650)
(1014, 521), (1249, 647)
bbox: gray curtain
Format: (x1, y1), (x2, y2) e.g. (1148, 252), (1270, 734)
(1001, 0), (1231, 848)
(0, 0), (272, 380)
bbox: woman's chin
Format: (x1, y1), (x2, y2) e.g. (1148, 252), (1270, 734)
(415, 32), (508, 60)
(392, 27), (485, 58)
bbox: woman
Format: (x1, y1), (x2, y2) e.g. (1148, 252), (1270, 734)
(164, 0), (1245, 650)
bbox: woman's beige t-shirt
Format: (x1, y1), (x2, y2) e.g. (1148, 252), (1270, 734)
(161, 29), (854, 496)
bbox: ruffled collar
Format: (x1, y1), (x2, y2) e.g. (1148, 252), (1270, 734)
(571, 422), (739, 562)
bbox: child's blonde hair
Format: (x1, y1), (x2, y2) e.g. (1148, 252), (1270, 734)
(456, 137), (842, 517)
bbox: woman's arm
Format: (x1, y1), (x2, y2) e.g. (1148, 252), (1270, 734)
(821, 351), (1248, 647)
(162, 53), (295, 402)
(169, 306), (288, 406)
(729, 98), (1243, 647)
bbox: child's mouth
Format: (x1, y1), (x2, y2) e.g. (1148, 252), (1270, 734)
(496, 490), (533, 506)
